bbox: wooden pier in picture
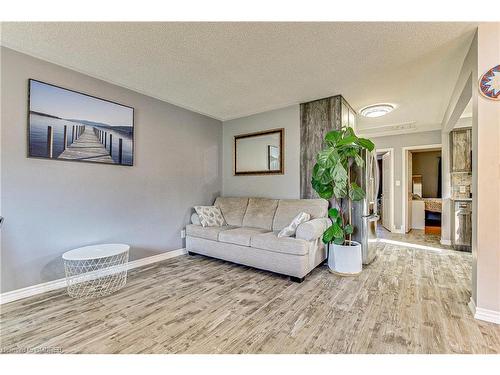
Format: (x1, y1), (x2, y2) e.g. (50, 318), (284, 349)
(58, 125), (115, 163)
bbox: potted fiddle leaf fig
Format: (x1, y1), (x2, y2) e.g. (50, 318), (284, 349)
(311, 127), (374, 275)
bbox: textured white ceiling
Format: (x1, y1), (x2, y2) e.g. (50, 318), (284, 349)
(1, 22), (476, 131)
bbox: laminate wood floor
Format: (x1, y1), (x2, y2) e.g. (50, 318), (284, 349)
(1, 243), (499, 354)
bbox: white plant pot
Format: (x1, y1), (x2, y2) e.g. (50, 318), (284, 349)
(328, 240), (362, 276)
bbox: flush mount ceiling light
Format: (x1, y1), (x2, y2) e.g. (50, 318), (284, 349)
(360, 104), (395, 118)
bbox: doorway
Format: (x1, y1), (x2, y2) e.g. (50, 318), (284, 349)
(375, 148), (394, 232)
(402, 144), (443, 239)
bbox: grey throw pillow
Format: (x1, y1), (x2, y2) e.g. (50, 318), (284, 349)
(191, 212), (201, 226)
(194, 206), (227, 227)
(277, 212), (311, 238)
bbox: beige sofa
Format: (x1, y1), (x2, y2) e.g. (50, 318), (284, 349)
(186, 197), (330, 282)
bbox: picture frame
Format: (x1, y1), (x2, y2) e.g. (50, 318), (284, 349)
(27, 79), (135, 166)
(233, 128), (284, 175)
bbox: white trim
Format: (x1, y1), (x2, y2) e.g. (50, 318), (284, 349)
(376, 148), (394, 233)
(469, 297), (500, 325)
(475, 308), (500, 325)
(401, 144), (442, 233)
(358, 122), (442, 139)
(440, 239), (452, 246)
(0, 248), (187, 305)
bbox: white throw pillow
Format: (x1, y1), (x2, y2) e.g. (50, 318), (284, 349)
(277, 212), (311, 238)
(194, 206), (226, 227)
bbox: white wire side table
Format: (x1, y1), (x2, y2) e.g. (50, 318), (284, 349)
(62, 244), (130, 299)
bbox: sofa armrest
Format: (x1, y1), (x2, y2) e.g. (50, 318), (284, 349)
(191, 212), (201, 225)
(296, 218), (331, 241)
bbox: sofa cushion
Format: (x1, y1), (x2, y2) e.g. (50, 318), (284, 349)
(214, 197), (249, 226)
(272, 199), (328, 231)
(296, 218), (331, 241)
(218, 227), (269, 247)
(186, 224), (236, 241)
(251, 232), (310, 256)
(242, 198), (279, 230)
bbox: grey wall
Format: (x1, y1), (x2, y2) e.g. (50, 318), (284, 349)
(412, 151), (441, 198)
(372, 130), (442, 230)
(0, 47), (222, 292)
(222, 105), (300, 199)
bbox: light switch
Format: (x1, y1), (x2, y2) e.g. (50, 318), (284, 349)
(395, 180), (401, 186)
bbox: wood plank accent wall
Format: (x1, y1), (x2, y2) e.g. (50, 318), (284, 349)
(300, 96), (343, 199)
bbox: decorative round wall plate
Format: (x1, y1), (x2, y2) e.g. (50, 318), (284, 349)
(479, 65), (500, 100)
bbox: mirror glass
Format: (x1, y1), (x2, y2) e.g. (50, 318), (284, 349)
(234, 129), (283, 175)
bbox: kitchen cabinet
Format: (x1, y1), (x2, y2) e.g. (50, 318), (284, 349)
(452, 199), (472, 252)
(450, 128), (472, 173)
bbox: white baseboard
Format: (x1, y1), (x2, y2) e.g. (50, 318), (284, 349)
(475, 308), (500, 325)
(469, 297), (500, 325)
(440, 239), (452, 246)
(0, 248), (186, 305)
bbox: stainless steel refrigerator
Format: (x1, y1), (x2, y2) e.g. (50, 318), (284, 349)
(351, 149), (379, 265)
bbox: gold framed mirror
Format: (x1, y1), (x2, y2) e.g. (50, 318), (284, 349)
(234, 128), (284, 175)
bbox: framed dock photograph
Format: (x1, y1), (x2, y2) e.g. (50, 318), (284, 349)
(28, 79), (134, 166)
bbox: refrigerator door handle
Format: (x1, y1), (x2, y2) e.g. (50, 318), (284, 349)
(373, 153), (380, 202)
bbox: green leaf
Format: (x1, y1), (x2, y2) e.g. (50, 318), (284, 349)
(323, 223), (344, 244)
(311, 177), (322, 191)
(317, 189), (333, 200)
(344, 127), (355, 138)
(313, 164), (332, 184)
(336, 135), (357, 147)
(343, 146), (360, 156)
(333, 237), (345, 245)
(312, 163), (327, 178)
(319, 173), (333, 185)
(311, 177), (334, 200)
(325, 130), (342, 146)
(328, 208), (339, 219)
(344, 224), (354, 235)
(333, 185), (347, 199)
(331, 162), (348, 183)
(322, 225), (336, 244)
(354, 153), (364, 168)
(312, 173), (320, 185)
(317, 185), (334, 200)
(349, 182), (366, 201)
(355, 138), (375, 151)
(312, 163), (321, 177)
(336, 216), (342, 226)
(331, 223), (344, 238)
(316, 148), (338, 168)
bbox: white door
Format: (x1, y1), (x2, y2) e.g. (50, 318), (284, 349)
(406, 151), (413, 233)
(382, 152), (391, 230)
